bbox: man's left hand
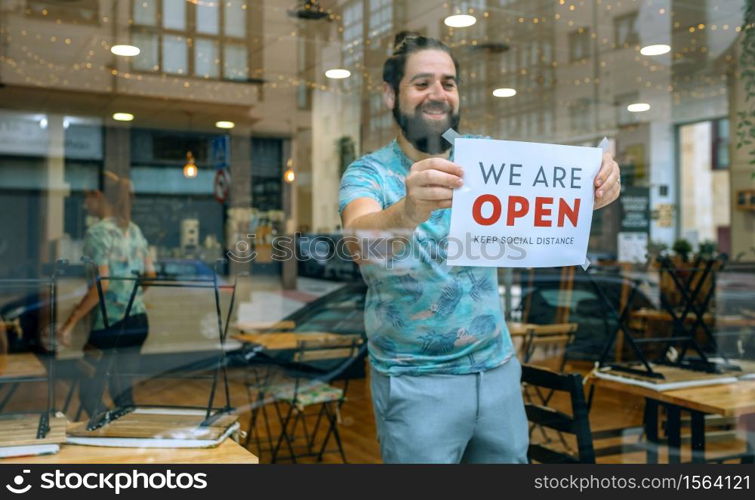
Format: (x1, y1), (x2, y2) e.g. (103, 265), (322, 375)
(593, 152), (621, 210)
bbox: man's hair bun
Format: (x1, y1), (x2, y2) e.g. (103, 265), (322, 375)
(392, 31), (422, 54)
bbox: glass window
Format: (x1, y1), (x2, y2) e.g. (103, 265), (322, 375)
(225, 0), (247, 38)
(163, 35), (188, 75)
(569, 98), (592, 132)
(132, 0), (157, 26)
(713, 118), (730, 170)
(368, 0), (392, 38)
(130, 0), (252, 80)
(196, 3), (220, 35)
(162, 0), (186, 30)
(195, 39), (219, 79)
(614, 11), (639, 47)
(131, 31), (159, 72)
(569, 28), (591, 61)
(5, 0), (754, 464)
(224, 43), (248, 81)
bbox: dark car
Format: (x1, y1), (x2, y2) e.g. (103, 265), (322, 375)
(296, 234), (362, 283)
(515, 267), (658, 361)
(270, 265), (662, 366)
(284, 281), (368, 336)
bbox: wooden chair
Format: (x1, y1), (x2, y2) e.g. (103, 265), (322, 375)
(522, 322), (578, 372)
(521, 363), (596, 463)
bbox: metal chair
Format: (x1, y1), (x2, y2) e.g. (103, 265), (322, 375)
(268, 335), (365, 463)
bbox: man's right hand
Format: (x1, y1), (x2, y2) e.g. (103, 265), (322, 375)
(403, 157), (464, 225)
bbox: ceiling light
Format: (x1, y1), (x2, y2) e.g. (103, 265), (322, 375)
(112, 112), (134, 121)
(110, 44), (141, 57)
(183, 151), (198, 179)
(39, 118), (47, 129)
(492, 88), (517, 98)
(63, 118), (70, 129)
(215, 120), (235, 129)
(325, 68), (351, 79)
(444, 14), (477, 28)
(283, 158), (296, 183)
(640, 44), (671, 56)
(627, 103), (651, 112)
(283, 168), (296, 183)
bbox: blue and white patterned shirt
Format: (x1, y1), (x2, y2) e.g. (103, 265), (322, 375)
(339, 139), (514, 376)
(83, 217), (149, 330)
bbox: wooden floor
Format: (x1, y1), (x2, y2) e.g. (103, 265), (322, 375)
(2, 358), (750, 463)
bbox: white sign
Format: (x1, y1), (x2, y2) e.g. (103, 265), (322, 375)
(617, 232), (648, 263)
(447, 138), (602, 268)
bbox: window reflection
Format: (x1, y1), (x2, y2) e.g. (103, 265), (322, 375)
(0, 0), (753, 464)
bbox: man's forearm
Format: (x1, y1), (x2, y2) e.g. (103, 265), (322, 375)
(344, 198), (418, 232)
(342, 198), (420, 265)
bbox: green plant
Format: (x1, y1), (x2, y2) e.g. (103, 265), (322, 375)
(697, 240), (718, 258)
(736, 0), (755, 180)
(672, 239), (693, 262)
(647, 240), (669, 259)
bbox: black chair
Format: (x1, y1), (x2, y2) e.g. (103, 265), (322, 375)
(267, 335), (365, 463)
(521, 363), (595, 463)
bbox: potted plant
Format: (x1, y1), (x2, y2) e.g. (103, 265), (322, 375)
(672, 238), (693, 263)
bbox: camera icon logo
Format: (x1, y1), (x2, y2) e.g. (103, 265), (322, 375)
(226, 234), (257, 263)
(6, 470), (32, 494)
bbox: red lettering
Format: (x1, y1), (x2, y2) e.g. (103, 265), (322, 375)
(557, 198), (581, 227)
(534, 197), (553, 227)
(472, 194), (502, 226)
(506, 196), (529, 226)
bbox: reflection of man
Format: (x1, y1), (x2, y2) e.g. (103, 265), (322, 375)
(339, 32), (620, 463)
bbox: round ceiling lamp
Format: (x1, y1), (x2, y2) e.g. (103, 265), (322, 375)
(627, 103), (651, 112)
(110, 44), (141, 57)
(325, 68), (351, 79)
(215, 121), (235, 129)
(492, 88), (517, 98)
(640, 44), (671, 56)
(444, 14), (477, 28)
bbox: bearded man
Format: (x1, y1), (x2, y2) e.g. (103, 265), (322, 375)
(339, 32), (620, 463)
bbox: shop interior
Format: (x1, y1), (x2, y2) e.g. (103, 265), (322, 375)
(0, 0), (754, 464)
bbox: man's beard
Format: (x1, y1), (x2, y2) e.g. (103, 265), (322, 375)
(393, 99), (460, 155)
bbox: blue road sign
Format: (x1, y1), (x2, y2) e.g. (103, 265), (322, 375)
(211, 136), (229, 170)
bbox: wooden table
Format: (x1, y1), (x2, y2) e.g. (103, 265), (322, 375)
(232, 332), (349, 351)
(0, 353), (47, 381)
(234, 320), (297, 333)
(1, 353), (48, 411)
(589, 375), (755, 463)
(630, 308), (755, 328)
(1, 438), (258, 464)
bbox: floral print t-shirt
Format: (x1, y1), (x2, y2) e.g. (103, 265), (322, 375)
(83, 217), (149, 330)
(339, 139), (514, 376)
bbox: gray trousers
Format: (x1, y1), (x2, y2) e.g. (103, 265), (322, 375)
(370, 356), (529, 463)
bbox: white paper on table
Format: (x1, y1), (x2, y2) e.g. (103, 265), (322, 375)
(447, 138), (602, 268)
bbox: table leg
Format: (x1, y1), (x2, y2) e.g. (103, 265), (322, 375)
(0, 383), (20, 411)
(666, 405), (682, 464)
(644, 398), (659, 464)
(690, 411), (706, 463)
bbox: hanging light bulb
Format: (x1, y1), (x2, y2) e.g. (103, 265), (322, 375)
(183, 151), (198, 178)
(283, 157), (296, 183)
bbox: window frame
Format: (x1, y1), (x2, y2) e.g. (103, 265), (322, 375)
(128, 0), (260, 83)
